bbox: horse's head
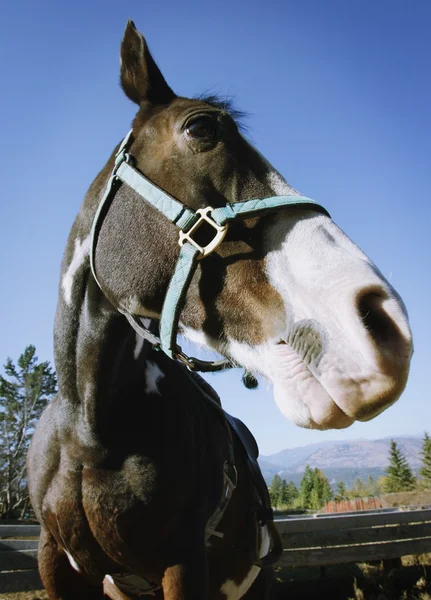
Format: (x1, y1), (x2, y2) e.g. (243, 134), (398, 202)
(91, 21), (412, 430)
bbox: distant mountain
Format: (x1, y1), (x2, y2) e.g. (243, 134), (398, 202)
(258, 435), (423, 487)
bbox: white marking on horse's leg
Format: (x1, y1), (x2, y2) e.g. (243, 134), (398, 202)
(220, 565), (260, 600)
(220, 526), (270, 599)
(65, 550), (81, 573)
(145, 361), (164, 395)
(134, 333), (144, 360)
(62, 236), (91, 306)
(220, 567), (261, 600)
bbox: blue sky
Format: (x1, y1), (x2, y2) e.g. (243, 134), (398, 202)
(1, 0), (430, 454)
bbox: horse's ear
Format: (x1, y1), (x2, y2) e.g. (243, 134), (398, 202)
(120, 20), (176, 106)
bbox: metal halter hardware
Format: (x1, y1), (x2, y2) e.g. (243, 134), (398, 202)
(90, 129), (330, 372)
(178, 207), (228, 257)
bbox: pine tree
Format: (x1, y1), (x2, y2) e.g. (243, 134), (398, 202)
(321, 476), (333, 504)
(299, 465), (314, 508)
(336, 481), (347, 501)
(278, 479), (287, 505)
(0, 346), (57, 518)
(278, 480), (300, 508)
(269, 475), (282, 508)
(299, 466), (332, 509)
(419, 432), (431, 488)
(383, 440), (416, 493)
(310, 487), (320, 511)
(286, 481), (299, 507)
(314, 469), (333, 506)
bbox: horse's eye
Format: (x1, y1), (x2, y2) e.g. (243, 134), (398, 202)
(185, 115), (218, 140)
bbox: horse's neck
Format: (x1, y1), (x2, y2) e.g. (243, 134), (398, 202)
(53, 224), (221, 452)
(54, 233), (155, 441)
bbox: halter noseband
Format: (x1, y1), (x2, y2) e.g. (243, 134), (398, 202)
(90, 129), (330, 372)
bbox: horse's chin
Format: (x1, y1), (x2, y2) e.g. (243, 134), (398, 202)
(268, 343), (354, 430)
(272, 376), (354, 430)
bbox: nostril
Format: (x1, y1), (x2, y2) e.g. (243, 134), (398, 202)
(357, 291), (400, 347)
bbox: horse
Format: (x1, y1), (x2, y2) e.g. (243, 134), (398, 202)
(27, 20), (413, 600)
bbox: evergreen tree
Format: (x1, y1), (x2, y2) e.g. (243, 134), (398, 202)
(277, 480), (300, 508)
(383, 440), (416, 493)
(310, 487), (320, 511)
(321, 474), (333, 504)
(299, 466), (332, 509)
(0, 346), (57, 518)
(269, 475), (282, 508)
(335, 481), (347, 501)
(299, 465), (314, 508)
(286, 481), (299, 506)
(279, 479), (289, 506)
(314, 469), (333, 508)
(314, 469), (333, 506)
(419, 432), (431, 488)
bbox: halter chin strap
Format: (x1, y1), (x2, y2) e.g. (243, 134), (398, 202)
(90, 129), (330, 372)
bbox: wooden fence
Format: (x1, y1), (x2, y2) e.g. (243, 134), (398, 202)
(323, 496), (383, 513)
(278, 506), (431, 568)
(0, 524), (40, 592)
(2, 507), (431, 592)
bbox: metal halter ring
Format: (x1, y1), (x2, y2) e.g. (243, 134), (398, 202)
(179, 207), (228, 258)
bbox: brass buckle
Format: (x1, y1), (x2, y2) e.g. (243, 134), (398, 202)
(179, 207), (228, 258)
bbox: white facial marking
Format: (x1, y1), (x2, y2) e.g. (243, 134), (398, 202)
(219, 211), (411, 429)
(220, 526), (269, 599)
(145, 361), (164, 395)
(65, 550), (81, 573)
(134, 333), (144, 360)
(62, 236), (91, 306)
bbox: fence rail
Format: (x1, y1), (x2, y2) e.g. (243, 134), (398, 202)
(2, 506), (431, 592)
(278, 506), (431, 569)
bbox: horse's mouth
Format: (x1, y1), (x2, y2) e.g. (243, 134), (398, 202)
(268, 341), (355, 430)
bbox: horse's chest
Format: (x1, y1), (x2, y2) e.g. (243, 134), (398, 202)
(44, 464), (171, 584)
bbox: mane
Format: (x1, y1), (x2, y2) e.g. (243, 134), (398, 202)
(194, 93), (248, 132)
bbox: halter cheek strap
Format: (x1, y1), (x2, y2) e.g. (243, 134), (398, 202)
(90, 129), (330, 372)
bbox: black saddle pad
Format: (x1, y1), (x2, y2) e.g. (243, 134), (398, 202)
(224, 412), (259, 461)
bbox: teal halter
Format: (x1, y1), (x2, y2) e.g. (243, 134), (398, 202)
(90, 129), (330, 372)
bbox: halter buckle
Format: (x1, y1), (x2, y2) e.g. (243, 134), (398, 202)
(175, 349), (197, 371)
(179, 207), (228, 258)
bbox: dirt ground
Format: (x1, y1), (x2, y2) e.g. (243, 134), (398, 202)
(275, 554), (431, 599)
(1, 555), (431, 600)
(0, 594), (48, 600)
